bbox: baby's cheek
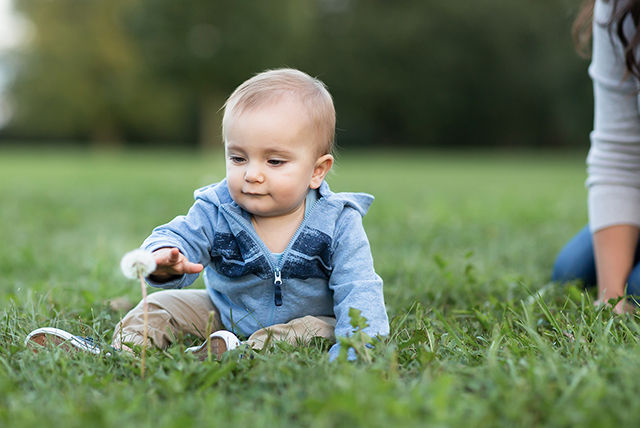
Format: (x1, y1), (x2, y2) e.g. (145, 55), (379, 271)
(227, 178), (241, 194)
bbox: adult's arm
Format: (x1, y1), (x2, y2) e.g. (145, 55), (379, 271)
(587, 0), (640, 308)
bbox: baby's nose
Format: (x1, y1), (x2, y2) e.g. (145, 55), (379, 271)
(244, 164), (264, 182)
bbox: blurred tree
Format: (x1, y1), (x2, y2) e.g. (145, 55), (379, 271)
(308, 0), (590, 148)
(6, 0), (189, 147)
(3, 0), (591, 149)
(125, 0), (318, 149)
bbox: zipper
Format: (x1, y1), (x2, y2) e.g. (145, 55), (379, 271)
(221, 196), (321, 307)
(273, 268), (283, 306)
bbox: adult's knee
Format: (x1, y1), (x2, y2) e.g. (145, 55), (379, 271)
(551, 256), (572, 283)
(551, 252), (594, 285)
(626, 264), (640, 298)
(551, 226), (596, 286)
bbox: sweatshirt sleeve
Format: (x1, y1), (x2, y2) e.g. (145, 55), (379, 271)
(586, 0), (640, 232)
(327, 208), (390, 361)
(141, 198), (216, 289)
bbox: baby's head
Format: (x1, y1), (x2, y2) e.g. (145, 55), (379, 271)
(222, 69), (336, 219)
(222, 68), (335, 156)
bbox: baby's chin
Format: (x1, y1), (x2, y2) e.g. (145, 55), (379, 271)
(231, 194), (304, 218)
(235, 201), (278, 218)
(242, 204), (304, 220)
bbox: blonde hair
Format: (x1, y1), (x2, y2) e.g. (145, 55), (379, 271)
(222, 68), (336, 155)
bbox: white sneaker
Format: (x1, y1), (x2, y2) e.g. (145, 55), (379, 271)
(25, 327), (102, 355)
(185, 330), (240, 361)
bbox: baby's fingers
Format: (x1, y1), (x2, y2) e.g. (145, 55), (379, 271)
(182, 262), (204, 274)
(153, 248), (202, 275)
(153, 248), (186, 271)
(167, 248), (181, 264)
(153, 247), (181, 267)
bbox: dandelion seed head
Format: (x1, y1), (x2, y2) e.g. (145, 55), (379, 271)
(120, 249), (156, 279)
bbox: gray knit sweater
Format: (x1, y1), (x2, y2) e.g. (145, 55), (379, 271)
(587, 0), (640, 232)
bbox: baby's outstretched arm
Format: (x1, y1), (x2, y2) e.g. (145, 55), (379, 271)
(149, 247), (203, 282)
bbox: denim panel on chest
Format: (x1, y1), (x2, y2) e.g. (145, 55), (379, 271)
(281, 228), (333, 280)
(210, 228), (333, 281)
(210, 230), (271, 279)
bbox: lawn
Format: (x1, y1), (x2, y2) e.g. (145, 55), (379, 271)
(1, 148), (637, 427)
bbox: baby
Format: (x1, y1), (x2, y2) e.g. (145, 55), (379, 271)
(26, 68), (389, 361)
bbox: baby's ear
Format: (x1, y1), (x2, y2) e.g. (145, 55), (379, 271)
(310, 154), (334, 189)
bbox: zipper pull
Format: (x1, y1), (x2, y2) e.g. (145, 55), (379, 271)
(274, 268), (283, 306)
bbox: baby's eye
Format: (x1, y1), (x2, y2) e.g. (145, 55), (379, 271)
(267, 159), (285, 166)
(229, 156), (246, 164)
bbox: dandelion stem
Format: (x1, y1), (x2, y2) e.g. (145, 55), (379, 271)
(138, 273), (148, 379)
(206, 311), (214, 361)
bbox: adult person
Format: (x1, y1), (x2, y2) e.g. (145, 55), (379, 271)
(553, 0), (640, 313)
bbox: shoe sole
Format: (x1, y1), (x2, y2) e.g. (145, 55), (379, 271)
(190, 336), (228, 361)
(25, 330), (101, 354)
(27, 332), (77, 353)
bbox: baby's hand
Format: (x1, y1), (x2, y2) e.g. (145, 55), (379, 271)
(150, 247), (203, 281)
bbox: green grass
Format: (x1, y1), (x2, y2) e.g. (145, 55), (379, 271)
(2, 148), (638, 427)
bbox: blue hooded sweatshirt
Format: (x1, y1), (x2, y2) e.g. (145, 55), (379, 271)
(142, 179), (389, 360)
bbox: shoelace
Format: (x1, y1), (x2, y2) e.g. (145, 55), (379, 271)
(77, 336), (96, 346)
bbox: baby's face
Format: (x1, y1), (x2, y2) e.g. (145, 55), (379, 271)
(224, 97), (324, 220)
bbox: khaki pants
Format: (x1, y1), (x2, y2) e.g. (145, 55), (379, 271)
(112, 289), (336, 350)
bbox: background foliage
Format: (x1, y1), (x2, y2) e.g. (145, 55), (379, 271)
(2, 0), (591, 149)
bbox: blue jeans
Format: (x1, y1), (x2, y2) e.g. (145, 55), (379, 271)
(552, 225), (640, 297)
